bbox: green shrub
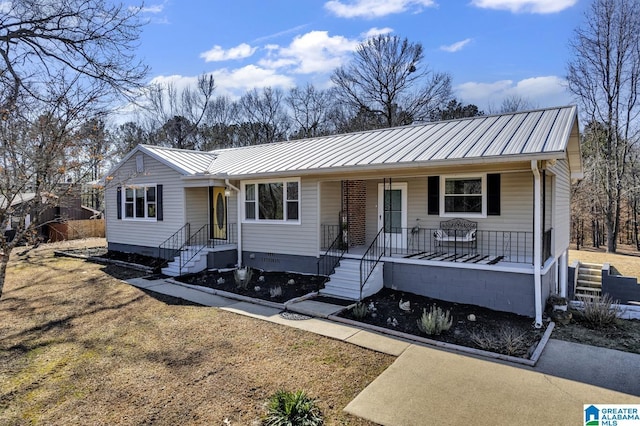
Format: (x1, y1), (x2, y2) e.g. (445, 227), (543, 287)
(470, 326), (529, 356)
(351, 302), (369, 319)
(263, 389), (323, 426)
(578, 294), (621, 329)
(270, 286), (283, 298)
(417, 305), (452, 335)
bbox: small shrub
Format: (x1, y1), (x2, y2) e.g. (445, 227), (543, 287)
(263, 389), (323, 426)
(351, 302), (369, 319)
(234, 267), (253, 289)
(578, 294), (621, 329)
(270, 286), (283, 298)
(470, 326), (529, 356)
(417, 305), (452, 336)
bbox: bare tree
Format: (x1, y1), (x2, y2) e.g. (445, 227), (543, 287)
(567, 0), (640, 252)
(147, 75), (216, 149)
(238, 87), (290, 145)
(332, 34), (452, 128)
(489, 95), (537, 114)
(0, 0), (148, 297)
(287, 84), (336, 139)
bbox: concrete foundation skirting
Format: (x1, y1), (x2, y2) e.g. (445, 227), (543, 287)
(328, 312), (555, 366)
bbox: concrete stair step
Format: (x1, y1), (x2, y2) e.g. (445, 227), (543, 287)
(576, 286), (602, 293)
(576, 279), (602, 288)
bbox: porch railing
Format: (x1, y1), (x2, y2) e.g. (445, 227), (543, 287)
(394, 226), (534, 264)
(158, 223), (190, 261)
(317, 230), (346, 289)
(542, 228), (552, 265)
(179, 223), (238, 275)
(360, 227), (385, 300)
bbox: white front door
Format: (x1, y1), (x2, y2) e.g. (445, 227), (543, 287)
(377, 183), (408, 251)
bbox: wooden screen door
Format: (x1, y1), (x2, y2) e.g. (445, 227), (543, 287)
(211, 187), (227, 240)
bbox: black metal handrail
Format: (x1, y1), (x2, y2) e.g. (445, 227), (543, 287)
(360, 226), (385, 300)
(542, 228), (553, 265)
(179, 224), (212, 275)
(387, 226), (534, 264)
(158, 223), (190, 261)
(317, 230), (347, 288)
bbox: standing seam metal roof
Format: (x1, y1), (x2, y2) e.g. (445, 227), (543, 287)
(133, 105), (579, 178)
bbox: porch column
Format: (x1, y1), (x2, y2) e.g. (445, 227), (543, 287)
(225, 179), (242, 267)
(531, 161), (543, 328)
(559, 250), (568, 298)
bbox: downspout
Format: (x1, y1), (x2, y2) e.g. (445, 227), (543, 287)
(225, 179), (242, 267)
(531, 161), (543, 328)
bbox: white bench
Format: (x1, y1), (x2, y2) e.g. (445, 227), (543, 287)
(434, 219), (477, 248)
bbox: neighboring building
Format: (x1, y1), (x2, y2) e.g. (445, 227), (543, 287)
(104, 105), (583, 326)
(2, 183), (99, 242)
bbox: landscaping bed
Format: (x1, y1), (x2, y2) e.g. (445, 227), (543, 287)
(176, 269), (325, 304)
(337, 287), (546, 359)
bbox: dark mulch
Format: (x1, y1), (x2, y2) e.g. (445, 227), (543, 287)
(176, 269), (325, 304)
(97, 250), (167, 270)
(339, 287), (546, 358)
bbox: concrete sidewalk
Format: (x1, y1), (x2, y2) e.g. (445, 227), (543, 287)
(127, 277), (640, 426)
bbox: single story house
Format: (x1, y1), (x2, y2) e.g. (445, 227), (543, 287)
(104, 105), (582, 327)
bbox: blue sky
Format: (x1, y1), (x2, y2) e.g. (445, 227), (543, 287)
(127, 0), (588, 112)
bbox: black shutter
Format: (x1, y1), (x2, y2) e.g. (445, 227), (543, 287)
(116, 186), (122, 220)
(157, 184), (163, 221)
(487, 174), (501, 216)
(427, 176), (439, 215)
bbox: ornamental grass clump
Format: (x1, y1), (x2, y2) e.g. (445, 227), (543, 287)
(234, 267), (253, 289)
(263, 389), (323, 426)
(578, 294), (621, 329)
(351, 302), (369, 319)
(417, 305), (452, 336)
(470, 326), (529, 356)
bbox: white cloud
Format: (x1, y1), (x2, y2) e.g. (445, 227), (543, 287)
(456, 76), (572, 111)
(325, 0), (436, 18)
(141, 4), (165, 13)
(440, 38), (472, 53)
(200, 43), (257, 62)
(470, 0), (577, 14)
(211, 65), (296, 96)
(362, 27), (394, 38)
(259, 30), (358, 74)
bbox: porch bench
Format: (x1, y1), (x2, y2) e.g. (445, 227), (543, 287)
(434, 218), (477, 248)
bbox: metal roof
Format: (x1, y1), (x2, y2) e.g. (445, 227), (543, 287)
(127, 105), (580, 179)
(139, 145), (217, 175)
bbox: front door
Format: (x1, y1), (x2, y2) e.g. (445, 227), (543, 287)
(377, 183), (407, 251)
(211, 187), (227, 240)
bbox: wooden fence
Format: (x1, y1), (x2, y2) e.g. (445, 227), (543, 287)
(48, 219), (105, 242)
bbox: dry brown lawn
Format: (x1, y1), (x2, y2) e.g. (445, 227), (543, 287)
(0, 239), (393, 425)
(569, 243), (640, 279)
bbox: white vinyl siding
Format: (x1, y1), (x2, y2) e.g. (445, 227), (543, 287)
(185, 187), (209, 232)
(106, 154), (185, 249)
(241, 178), (318, 257)
(550, 159), (571, 256)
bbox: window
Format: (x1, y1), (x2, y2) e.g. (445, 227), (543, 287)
(441, 176), (485, 216)
(244, 179), (300, 222)
(123, 185), (157, 220)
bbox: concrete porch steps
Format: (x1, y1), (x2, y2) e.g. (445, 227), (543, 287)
(161, 245), (208, 277)
(320, 258), (383, 301)
(575, 262), (602, 301)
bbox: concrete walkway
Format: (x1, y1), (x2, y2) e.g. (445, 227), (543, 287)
(127, 277), (640, 426)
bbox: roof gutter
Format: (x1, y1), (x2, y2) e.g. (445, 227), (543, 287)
(531, 160), (543, 329)
(179, 152), (568, 182)
(225, 179), (242, 267)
